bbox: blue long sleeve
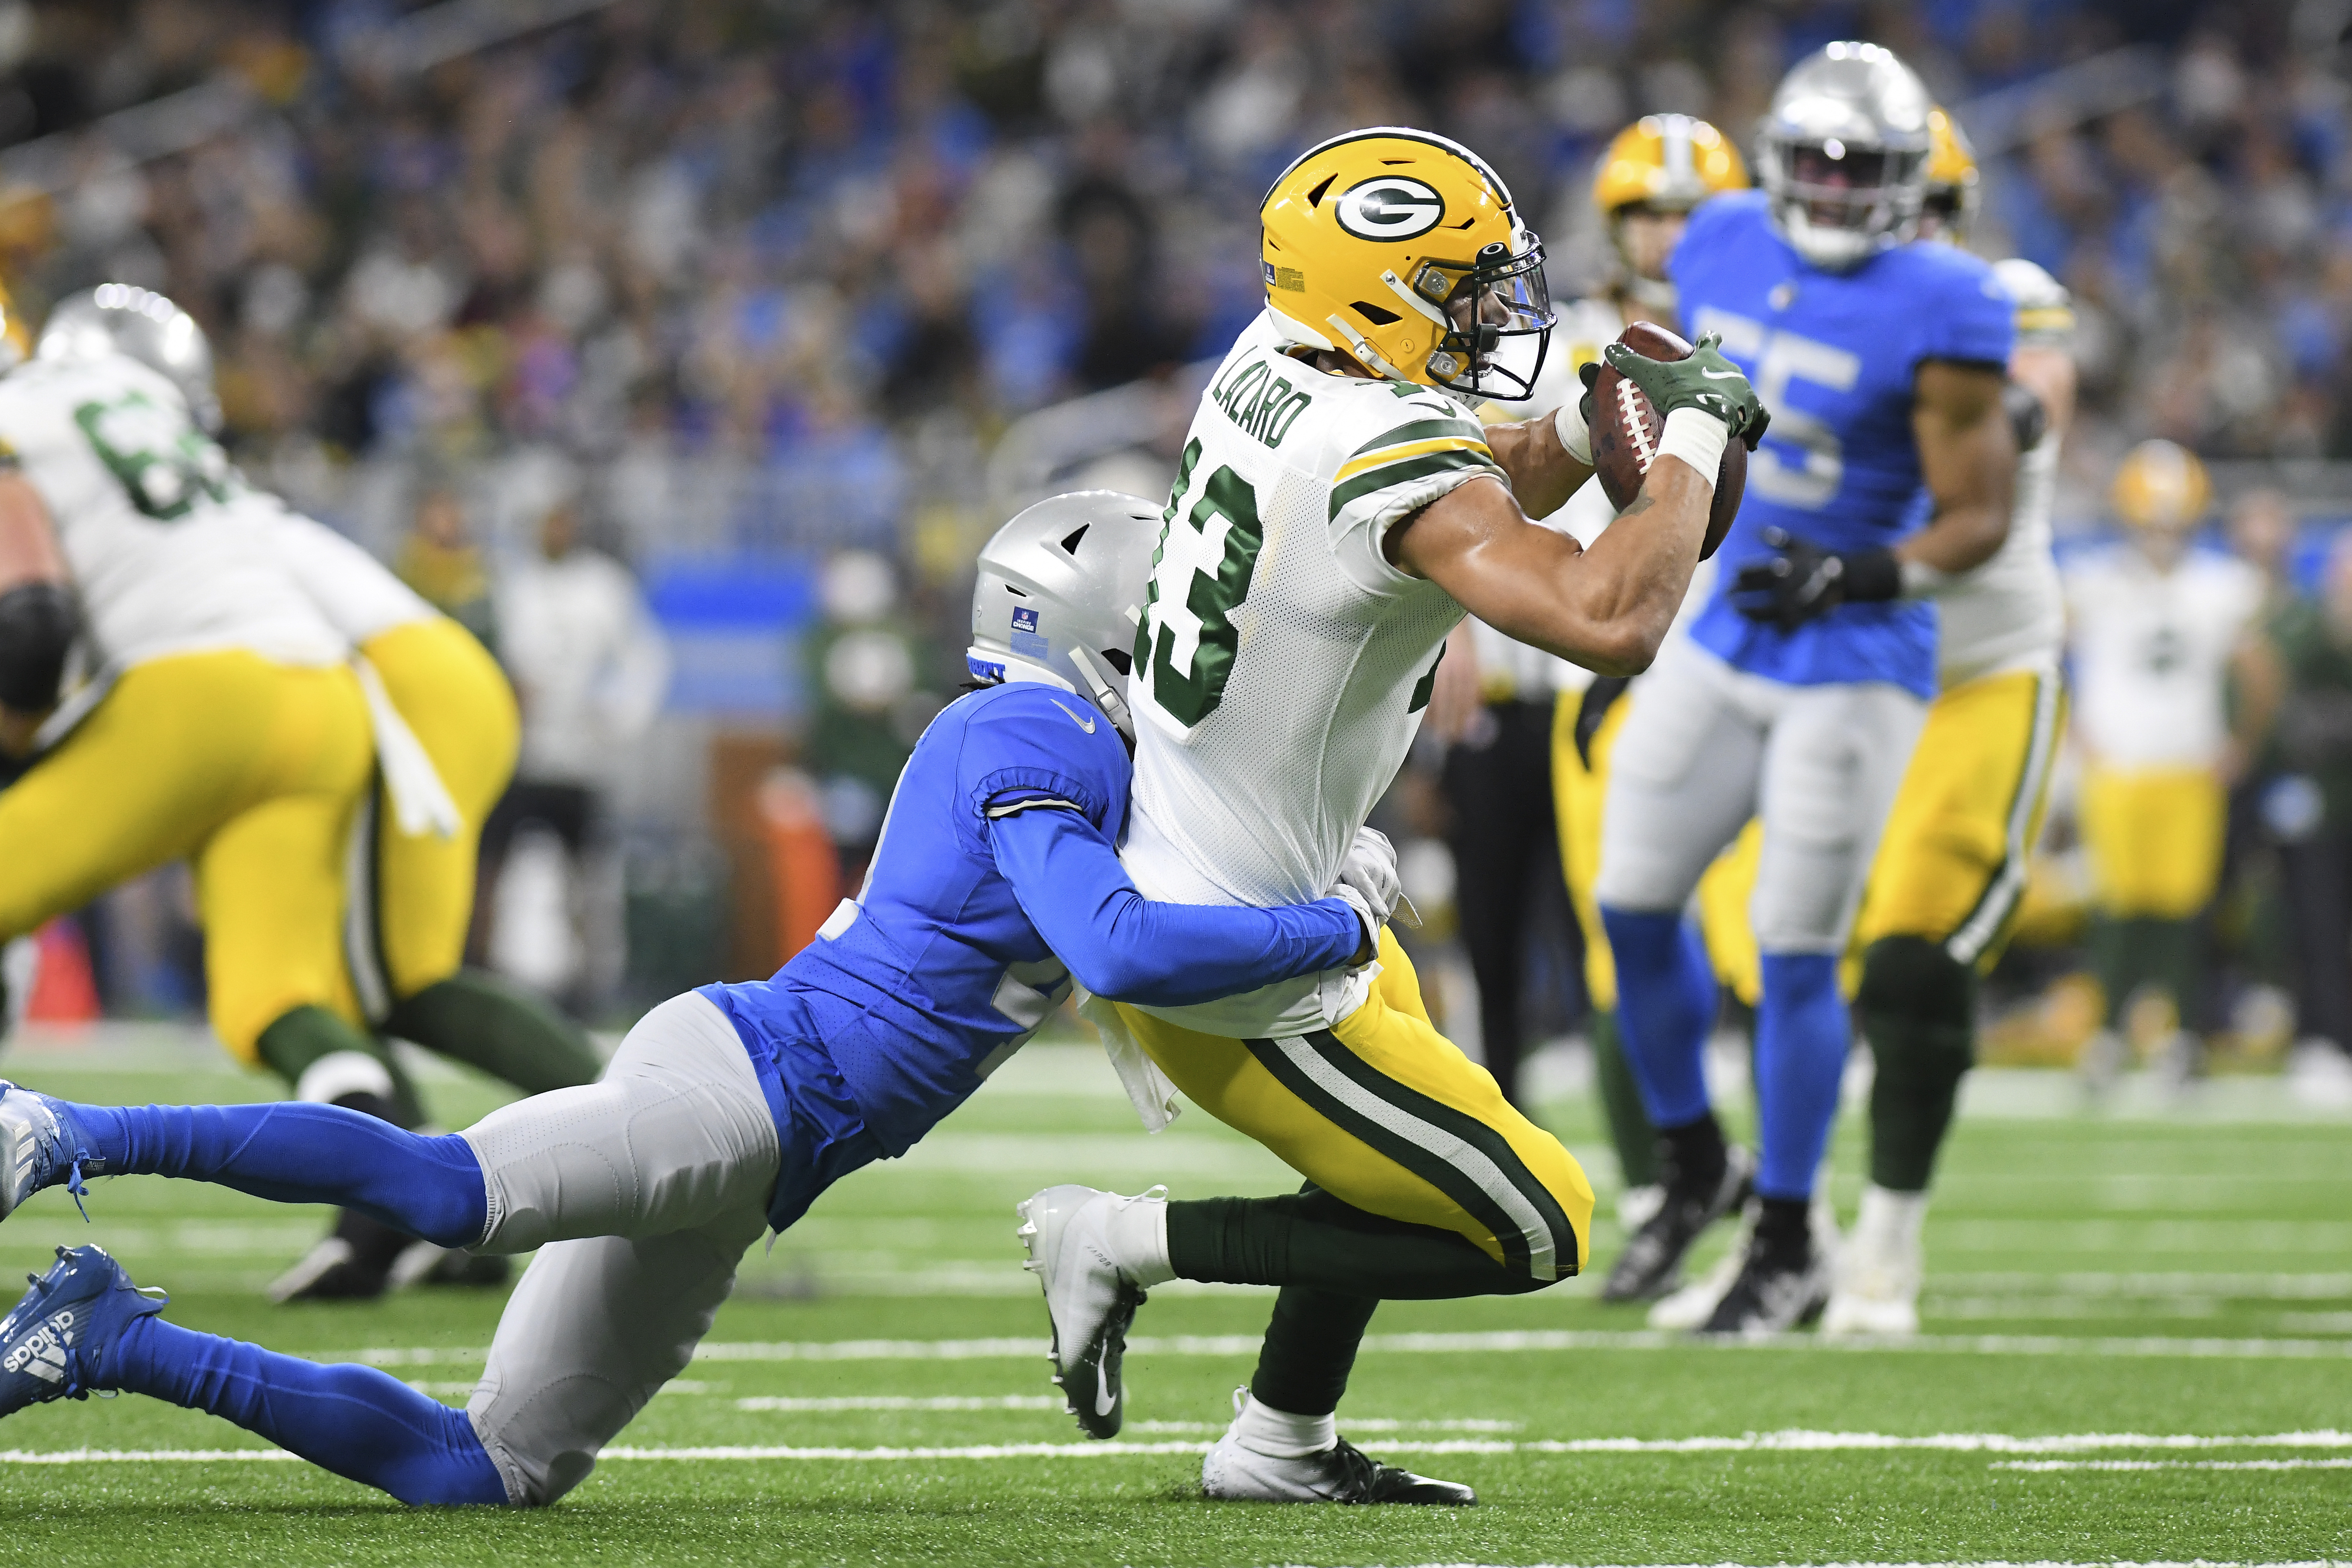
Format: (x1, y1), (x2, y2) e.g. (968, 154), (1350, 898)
(987, 805), (1363, 1005)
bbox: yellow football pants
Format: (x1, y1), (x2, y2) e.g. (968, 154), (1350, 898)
(1855, 666), (2066, 966)
(354, 616), (520, 1004)
(2079, 764), (2227, 921)
(1550, 688), (1762, 1010)
(1117, 930), (1594, 1282)
(0, 651), (372, 1061)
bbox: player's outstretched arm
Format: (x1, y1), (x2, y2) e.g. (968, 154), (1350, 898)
(0, 472), (75, 757)
(987, 803), (1372, 1004)
(1386, 457), (1716, 677)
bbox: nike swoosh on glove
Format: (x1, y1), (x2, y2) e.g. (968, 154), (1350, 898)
(1601, 332), (1772, 449)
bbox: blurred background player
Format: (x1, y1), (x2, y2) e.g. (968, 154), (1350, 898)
(0, 285), (381, 1124)
(2063, 441), (2269, 1089)
(19, 286), (608, 1300)
(1596, 44), (2019, 1332)
(477, 486), (668, 1012)
(1823, 111), (2079, 1336)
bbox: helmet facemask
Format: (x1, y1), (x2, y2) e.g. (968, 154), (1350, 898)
(1761, 135), (1927, 271)
(1404, 236), (1554, 403)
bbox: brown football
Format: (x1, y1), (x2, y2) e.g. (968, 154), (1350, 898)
(1587, 321), (1748, 561)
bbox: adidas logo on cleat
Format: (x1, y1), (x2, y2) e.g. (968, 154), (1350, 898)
(2, 1309), (75, 1384)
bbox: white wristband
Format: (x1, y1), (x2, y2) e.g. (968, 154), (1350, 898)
(1654, 407), (1727, 492)
(1553, 399), (1593, 465)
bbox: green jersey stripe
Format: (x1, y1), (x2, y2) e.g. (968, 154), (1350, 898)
(1327, 448), (1503, 524)
(1349, 416), (1487, 459)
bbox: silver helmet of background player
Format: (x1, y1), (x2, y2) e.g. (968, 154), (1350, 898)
(967, 490), (1161, 742)
(1756, 41), (1934, 273)
(35, 284), (223, 434)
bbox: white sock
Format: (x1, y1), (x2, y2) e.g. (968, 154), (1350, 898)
(1230, 1392), (1336, 1459)
(1105, 1189), (1175, 1287)
(1855, 1184), (1928, 1256)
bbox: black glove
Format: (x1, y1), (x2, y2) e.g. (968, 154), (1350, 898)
(1729, 527), (1901, 633)
(1576, 359), (1600, 436)
(1572, 675), (1630, 770)
(1601, 332), (1772, 449)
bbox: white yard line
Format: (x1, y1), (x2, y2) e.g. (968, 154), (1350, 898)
(10, 1431), (2351, 1468)
(1995, 1458), (2352, 1472)
(333, 1328), (2352, 1368)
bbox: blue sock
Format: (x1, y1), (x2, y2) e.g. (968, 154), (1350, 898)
(70, 1102), (486, 1249)
(1753, 952), (1852, 1201)
(100, 1316), (507, 1506)
(1599, 907), (1718, 1127)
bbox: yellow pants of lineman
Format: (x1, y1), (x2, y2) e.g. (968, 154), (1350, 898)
(1854, 666), (2067, 963)
(2077, 763), (2226, 921)
(1116, 930), (1594, 1282)
(1550, 688), (1763, 1010)
(351, 616), (520, 1007)
(0, 651), (372, 1061)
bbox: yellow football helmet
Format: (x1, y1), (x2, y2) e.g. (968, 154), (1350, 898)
(1593, 115), (1747, 217)
(1260, 127), (1553, 402)
(2111, 439), (2212, 532)
(1923, 106), (1980, 244)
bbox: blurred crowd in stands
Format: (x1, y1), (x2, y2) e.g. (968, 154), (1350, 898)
(10, 0), (2352, 1072)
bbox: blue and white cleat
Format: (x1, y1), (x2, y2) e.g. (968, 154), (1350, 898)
(0, 1245), (166, 1415)
(1016, 1184), (1155, 1440)
(0, 1082), (102, 1222)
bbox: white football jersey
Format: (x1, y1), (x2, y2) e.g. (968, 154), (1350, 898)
(1935, 257), (2071, 687)
(2063, 544), (2262, 769)
(0, 354), (342, 671)
(1120, 311), (1496, 1034)
(257, 506), (436, 645)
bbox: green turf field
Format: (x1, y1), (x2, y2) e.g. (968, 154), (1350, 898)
(0, 1027), (2345, 1567)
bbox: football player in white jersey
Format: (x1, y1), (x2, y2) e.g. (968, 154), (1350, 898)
(0, 288), (603, 1297)
(1822, 111), (2080, 1335)
(1013, 127), (1766, 1503)
(2063, 440), (2267, 1086)
(0, 286), (384, 1104)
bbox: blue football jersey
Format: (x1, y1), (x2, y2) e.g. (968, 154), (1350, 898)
(1673, 191), (2015, 697)
(701, 681), (1361, 1208)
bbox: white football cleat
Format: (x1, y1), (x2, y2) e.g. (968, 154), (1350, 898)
(1201, 1389), (1476, 1505)
(1015, 1184), (1157, 1439)
(1823, 1184), (1925, 1337)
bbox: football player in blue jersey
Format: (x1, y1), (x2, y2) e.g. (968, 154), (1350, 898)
(1593, 42), (2022, 1332)
(0, 491), (1426, 1509)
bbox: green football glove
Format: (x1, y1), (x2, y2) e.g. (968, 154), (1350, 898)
(1600, 332), (1771, 449)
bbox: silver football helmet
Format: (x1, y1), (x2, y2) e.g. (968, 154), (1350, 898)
(968, 491), (1161, 742)
(36, 284), (222, 433)
(1757, 42), (1934, 272)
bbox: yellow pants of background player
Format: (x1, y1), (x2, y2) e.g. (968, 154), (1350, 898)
(352, 616), (520, 1006)
(1855, 666), (2066, 965)
(1116, 931), (1593, 1282)
(1550, 690), (1762, 1010)
(2078, 763), (2226, 921)
(0, 651), (372, 1061)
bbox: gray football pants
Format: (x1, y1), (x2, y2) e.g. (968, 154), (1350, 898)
(457, 991), (781, 1506)
(1594, 639), (1926, 951)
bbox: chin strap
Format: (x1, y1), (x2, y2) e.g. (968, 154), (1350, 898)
(1065, 645), (1134, 741)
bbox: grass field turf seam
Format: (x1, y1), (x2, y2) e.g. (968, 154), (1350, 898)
(0, 1043), (2343, 1564)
